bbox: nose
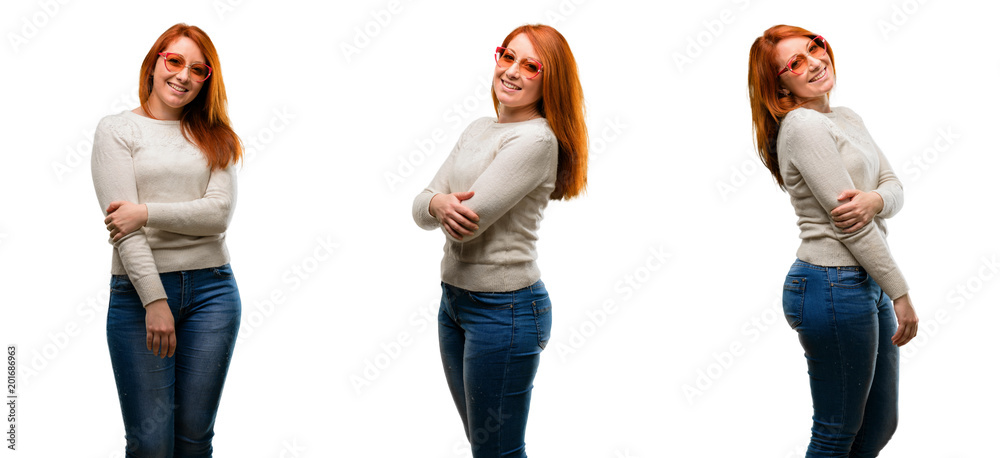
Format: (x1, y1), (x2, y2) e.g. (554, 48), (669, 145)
(806, 54), (823, 70)
(174, 66), (190, 82)
(504, 60), (521, 80)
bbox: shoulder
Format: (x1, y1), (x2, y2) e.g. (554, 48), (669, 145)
(504, 118), (557, 148)
(779, 108), (835, 143)
(832, 106), (868, 131)
(833, 105), (862, 121)
(97, 111), (141, 135)
(781, 107), (830, 129)
(95, 111), (141, 144)
(461, 117), (495, 135)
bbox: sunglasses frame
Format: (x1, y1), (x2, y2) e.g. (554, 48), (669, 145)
(777, 35), (827, 77)
(495, 46), (543, 80)
(157, 52), (212, 83)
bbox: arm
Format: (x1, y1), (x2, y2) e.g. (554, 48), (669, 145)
(92, 115), (176, 358)
(144, 164), (237, 234)
(782, 114), (909, 300)
(452, 125), (557, 243)
(105, 165), (237, 239)
(872, 144), (904, 218)
(829, 114), (903, 231)
(844, 107), (904, 218)
(91, 116), (167, 307)
(412, 144), (457, 231)
(830, 189), (884, 233)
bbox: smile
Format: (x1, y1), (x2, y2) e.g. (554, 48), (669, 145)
(501, 79), (521, 91)
(809, 67), (827, 83)
(167, 82), (189, 93)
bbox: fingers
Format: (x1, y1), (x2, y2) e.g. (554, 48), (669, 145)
(836, 189), (861, 201)
(891, 301), (919, 346)
(167, 333), (177, 358)
(148, 330), (176, 358)
(454, 191), (475, 201)
(891, 322), (918, 346)
(456, 206), (480, 224)
(443, 224), (462, 241)
(842, 221), (864, 234)
(145, 303), (175, 358)
(831, 201), (857, 218)
(106, 201), (123, 214)
(448, 216), (477, 236)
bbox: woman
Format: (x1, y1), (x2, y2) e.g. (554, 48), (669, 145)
(92, 23), (242, 458)
(748, 25), (919, 456)
(412, 24), (587, 458)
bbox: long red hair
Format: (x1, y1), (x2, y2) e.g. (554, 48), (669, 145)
(748, 25), (835, 189)
(139, 23), (242, 170)
(492, 24), (587, 200)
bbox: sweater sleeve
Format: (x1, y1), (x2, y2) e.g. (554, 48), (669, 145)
(412, 130), (464, 231)
(872, 144), (904, 218)
(144, 164), (237, 235)
(91, 115), (167, 306)
(782, 113), (909, 299)
(839, 108), (904, 218)
(453, 124), (557, 243)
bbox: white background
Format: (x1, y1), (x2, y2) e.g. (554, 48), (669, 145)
(1, 0), (996, 456)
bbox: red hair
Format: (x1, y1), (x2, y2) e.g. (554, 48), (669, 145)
(139, 23), (242, 170)
(492, 24), (587, 200)
(748, 25), (835, 189)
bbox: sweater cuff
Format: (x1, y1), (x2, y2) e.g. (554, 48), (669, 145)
(412, 192), (440, 230)
(878, 268), (909, 301)
(873, 190), (896, 217)
(133, 273), (168, 307)
(144, 202), (170, 228)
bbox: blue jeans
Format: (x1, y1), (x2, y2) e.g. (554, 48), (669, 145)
(782, 259), (899, 457)
(438, 280), (552, 458)
(107, 264), (241, 458)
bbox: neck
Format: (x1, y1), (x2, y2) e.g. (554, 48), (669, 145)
(798, 94), (831, 113)
(141, 98), (183, 120)
(497, 104), (541, 124)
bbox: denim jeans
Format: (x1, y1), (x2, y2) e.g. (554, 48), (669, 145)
(782, 259), (899, 457)
(438, 280), (552, 458)
(107, 264), (241, 458)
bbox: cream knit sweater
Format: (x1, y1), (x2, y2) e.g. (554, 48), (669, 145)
(413, 117), (558, 292)
(777, 106), (908, 299)
(91, 110), (237, 306)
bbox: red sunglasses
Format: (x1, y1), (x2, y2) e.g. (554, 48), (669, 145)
(495, 46), (543, 79)
(158, 52), (212, 83)
(777, 36), (827, 77)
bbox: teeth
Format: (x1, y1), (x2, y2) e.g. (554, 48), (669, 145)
(810, 67), (826, 83)
(501, 80), (520, 90)
(167, 82), (188, 92)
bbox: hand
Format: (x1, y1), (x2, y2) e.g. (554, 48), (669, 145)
(145, 299), (176, 358)
(890, 294), (918, 346)
(429, 192), (480, 240)
(105, 201), (148, 242)
(831, 190), (883, 233)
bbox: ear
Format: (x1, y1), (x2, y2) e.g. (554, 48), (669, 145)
(778, 87), (791, 97)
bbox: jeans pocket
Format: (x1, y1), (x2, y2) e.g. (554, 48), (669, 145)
(832, 267), (869, 288)
(110, 275), (136, 294)
(531, 296), (552, 349)
(782, 276), (807, 329)
(212, 263), (235, 279)
(466, 291), (514, 310)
